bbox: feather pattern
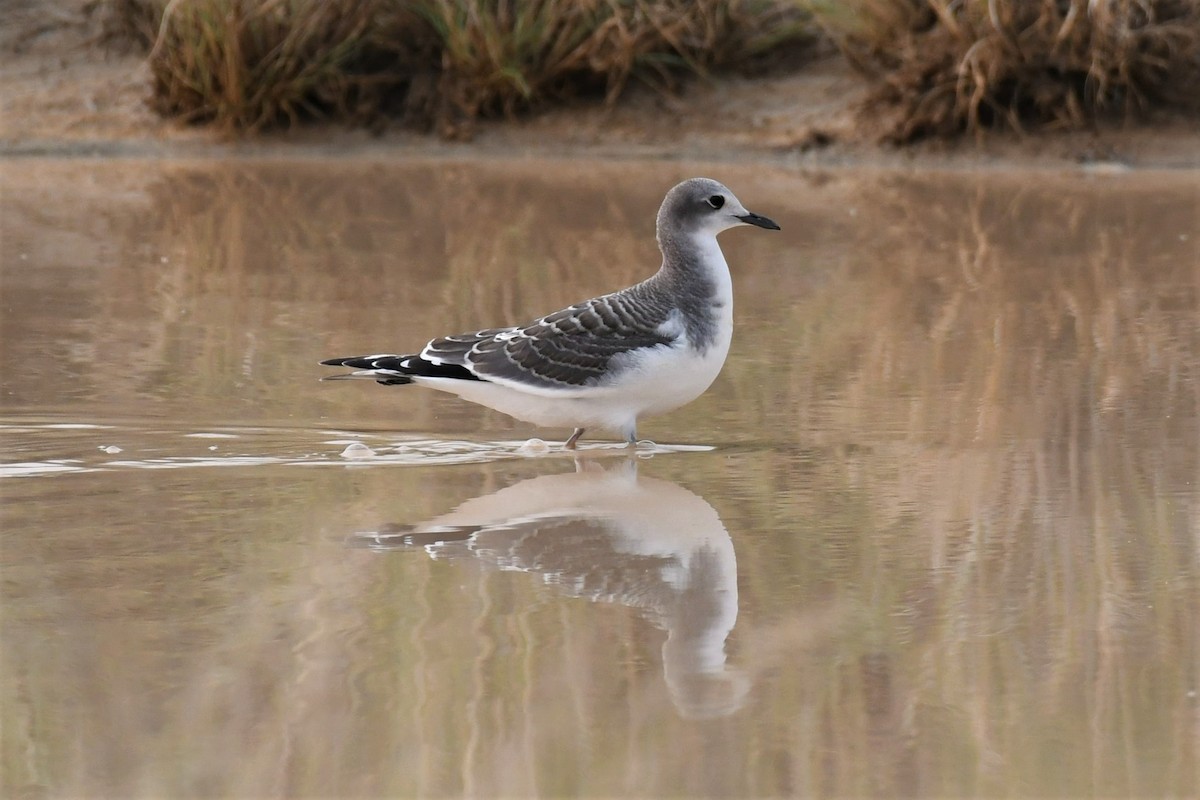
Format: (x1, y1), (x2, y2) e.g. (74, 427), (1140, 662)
(422, 285), (676, 389)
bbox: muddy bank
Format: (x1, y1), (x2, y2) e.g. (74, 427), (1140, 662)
(2, 0), (1198, 171)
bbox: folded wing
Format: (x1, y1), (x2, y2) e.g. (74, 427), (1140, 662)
(424, 291), (675, 389)
(323, 288), (677, 389)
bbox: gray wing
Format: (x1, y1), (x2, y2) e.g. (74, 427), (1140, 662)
(421, 289), (676, 388)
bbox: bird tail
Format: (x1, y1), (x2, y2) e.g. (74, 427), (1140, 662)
(319, 354), (481, 385)
(320, 355), (416, 385)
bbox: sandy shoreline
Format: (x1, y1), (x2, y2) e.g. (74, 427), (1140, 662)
(3, 0), (1198, 172)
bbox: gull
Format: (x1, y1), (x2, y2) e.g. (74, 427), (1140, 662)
(321, 177), (779, 448)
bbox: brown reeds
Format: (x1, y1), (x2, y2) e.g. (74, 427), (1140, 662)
(120, 0), (811, 134)
(812, 0), (1200, 141)
(141, 0), (435, 131)
(424, 0), (805, 130)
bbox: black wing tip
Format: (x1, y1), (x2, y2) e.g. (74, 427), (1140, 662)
(320, 353), (483, 383)
(320, 355), (395, 369)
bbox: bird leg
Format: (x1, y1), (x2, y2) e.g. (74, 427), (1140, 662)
(564, 428), (585, 449)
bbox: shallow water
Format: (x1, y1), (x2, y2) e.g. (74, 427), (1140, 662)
(1, 157), (1197, 797)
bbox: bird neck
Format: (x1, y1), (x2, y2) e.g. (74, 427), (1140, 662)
(656, 229), (731, 302)
(651, 230), (733, 353)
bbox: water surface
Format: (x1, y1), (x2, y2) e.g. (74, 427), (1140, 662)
(2, 158), (1197, 797)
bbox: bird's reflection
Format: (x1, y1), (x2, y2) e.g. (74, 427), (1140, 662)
(351, 458), (747, 719)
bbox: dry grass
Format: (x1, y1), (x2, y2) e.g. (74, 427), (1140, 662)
(810, 0), (1200, 141)
(424, 0), (807, 134)
(140, 0), (435, 131)
(112, 0), (810, 135)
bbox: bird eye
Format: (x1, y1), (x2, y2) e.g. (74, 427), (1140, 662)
(706, 195), (725, 209)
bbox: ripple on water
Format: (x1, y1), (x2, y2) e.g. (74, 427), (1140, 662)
(0, 421), (714, 477)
